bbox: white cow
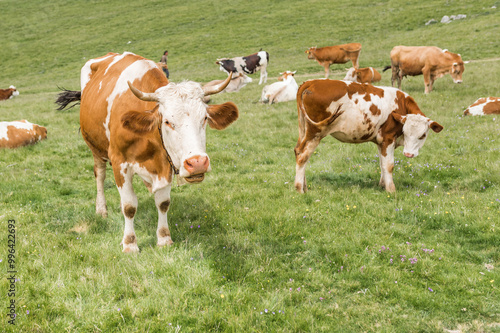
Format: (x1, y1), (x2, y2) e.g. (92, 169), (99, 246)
(260, 71), (298, 104)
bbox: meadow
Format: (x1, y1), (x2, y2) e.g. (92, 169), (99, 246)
(1, 0), (499, 331)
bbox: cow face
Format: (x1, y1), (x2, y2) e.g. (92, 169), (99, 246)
(450, 62), (465, 84)
(125, 75), (238, 184)
(216, 59), (236, 75)
(305, 47), (316, 60)
(278, 71), (296, 81)
(393, 113), (443, 158)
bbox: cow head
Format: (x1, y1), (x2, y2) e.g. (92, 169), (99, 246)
(9, 85), (19, 98)
(123, 73), (238, 184)
(278, 71), (296, 81)
(216, 58), (236, 75)
(305, 47), (316, 60)
(343, 68), (357, 81)
(392, 113), (443, 158)
(450, 61), (465, 84)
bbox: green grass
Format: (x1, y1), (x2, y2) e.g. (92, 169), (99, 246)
(1, 0), (500, 332)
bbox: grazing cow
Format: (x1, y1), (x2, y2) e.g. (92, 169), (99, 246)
(0, 86), (19, 101)
(343, 67), (382, 84)
(305, 43), (362, 79)
(294, 80), (443, 193)
(0, 120), (47, 148)
(384, 46), (465, 94)
(463, 97), (500, 116)
(202, 73), (252, 103)
(56, 52), (239, 253)
(216, 50), (269, 85)
(260, 71), (298, 104)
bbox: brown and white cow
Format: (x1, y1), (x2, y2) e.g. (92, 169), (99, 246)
(216, 50), (269, 85)
(56, 52), (239, 252)
(260, 71), (298, 104)
(384, 46), (465, 94)
(343, 67), (382, 84)
(294, 80), (443, 193)
(463, 97), (500, 116)
(0, 86), (19, 101)
(0, 120), (47, 148)
(305, 43), (362, 79)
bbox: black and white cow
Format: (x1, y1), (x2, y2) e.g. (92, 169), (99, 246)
(216, 50), (269, 85)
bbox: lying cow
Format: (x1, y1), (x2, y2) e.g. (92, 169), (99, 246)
(463, 97), (500, 116)
(294, 80), (443, 193)
(343, 67), (381, 84)
(260, 71), (298, 104)
(305, 43), (362, 79)
(202, 73), (252, 103)
(384, 46), (465, 94)
(0, 86), (19, 101)
(216, 50), (269, 85)
(56, 52), (239, 253)
(0, 120), (47, 148)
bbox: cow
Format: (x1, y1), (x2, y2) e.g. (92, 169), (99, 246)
(56, 52), (239, 253)
(0, 86), (19, 101)
(305, 43), (362, 79)
(0, 120), (47, 148)
(202, 73), (252, 103)
(384, 46), (465, 94)
(294, 80), (443, 193)
(343, 67), (382, 84)
(216, 50), (269, 85)
(260, 71), (298, 104)
(463, 97), (500, 116)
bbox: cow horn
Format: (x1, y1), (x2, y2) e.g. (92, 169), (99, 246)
(127, 81), (159, 102)
(203, 72), (233, 96)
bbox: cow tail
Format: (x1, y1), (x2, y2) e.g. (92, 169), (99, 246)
(382, 65), (392, 72)
(55, 87), (81, 111)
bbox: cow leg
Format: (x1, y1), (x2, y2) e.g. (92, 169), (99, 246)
(93, 155), (108, 217)
(423, 68), (432, 94)
(323, 63), (330, 79)
(378, 144), (396, 193)
(259, 69), (268, 85)
(391, 66), (398, 87)
(115, 166), (139, 253)
(154, 186), (174, 247)
(294, 137), (321, 193)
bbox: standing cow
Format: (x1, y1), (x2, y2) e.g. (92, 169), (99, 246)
(384, 46), (465, 94)
(463, 97), (500, 116)
(294, 80), (443, 193)
(216, 50), (269, 85)
(0, 86), (19, 101)
(260, 71), (298, 104)
(305, 43), (362, 79)
(56, 52), (239, 252)
(343, 67), (381, 84)
(0, 120), (47, 148)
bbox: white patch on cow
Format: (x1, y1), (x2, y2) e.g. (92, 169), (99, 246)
(343, 68), (357, 81)
(103, 57), (158, 140)
(401, 114), (433, 157)
(81, 53), (115, 91)
(104, 52), (134, 76)
(260, 71), (298, 103)
(154, 81), (211, 179)
(0, 121), (35, 140)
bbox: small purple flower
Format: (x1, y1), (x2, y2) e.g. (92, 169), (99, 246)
(428, 287), (434, 292)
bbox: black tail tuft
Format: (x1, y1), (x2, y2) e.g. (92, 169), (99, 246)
(382, 65), (392, 72)
(55, 87), (81, 111)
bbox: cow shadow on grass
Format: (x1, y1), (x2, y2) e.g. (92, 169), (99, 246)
(311, 172), (381, 191)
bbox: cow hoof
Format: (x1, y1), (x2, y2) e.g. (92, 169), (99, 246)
(122, 243), (140, 253)
(385, 184), (396, 193)
(96, 209), (108, 218)
(295, 182), (306, 193)
(157, 237), (174, 247)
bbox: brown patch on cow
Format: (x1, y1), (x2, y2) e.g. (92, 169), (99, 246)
(121, 106), (160, 134)
(159, 200), (170, 213)
(363, 94), (371, 102)
(158, 227), (171, 238)
(387, 163), (394, 174)
(361, 133), (373, 140)
(207, 102), (239, 130)
(483, 100), (500, 114)
(124, 234), (136, 245)
(123, 204), (136, 218)
(369, 104), (381, 116)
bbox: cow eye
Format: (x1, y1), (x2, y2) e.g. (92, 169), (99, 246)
(164, 120), (174, 129)
(419, 133), (426, 140)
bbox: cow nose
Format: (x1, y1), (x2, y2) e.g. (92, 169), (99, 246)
(455, 80), (462, 84)
(184, 155), (209, 175)
(404, 152), (414, 158)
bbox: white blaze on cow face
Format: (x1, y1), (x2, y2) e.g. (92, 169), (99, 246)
(400, 114), (435, 158)
(155, 81), (211, 182)
(451, 62), (464, 83)
(9, 86), (19, 98)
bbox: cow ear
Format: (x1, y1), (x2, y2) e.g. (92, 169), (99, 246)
(207, 102), (239, 130)
(121, 105), (161, 133)
(392, 112), (406, 124)
(429, 121), (444, 133)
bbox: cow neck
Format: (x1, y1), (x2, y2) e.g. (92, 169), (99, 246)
(157, 122), (179, 175)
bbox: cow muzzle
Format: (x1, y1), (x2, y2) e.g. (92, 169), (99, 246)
(183, 155), (210, 183)
(404, 152), (415, 158)
(454, 79), (463, 84)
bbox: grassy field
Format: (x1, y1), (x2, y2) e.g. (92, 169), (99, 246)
(1, 0), (499, 331)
